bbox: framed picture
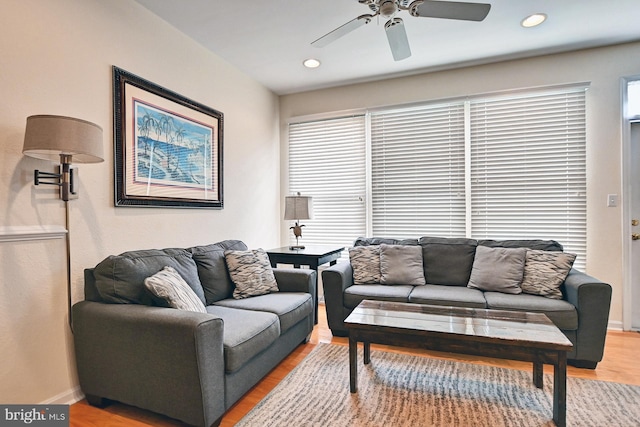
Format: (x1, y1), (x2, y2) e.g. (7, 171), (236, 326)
(113, 66), (223, 208)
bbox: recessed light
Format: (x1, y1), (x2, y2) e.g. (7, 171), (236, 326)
(521, 13), (547, 28)
(303, 58), (321, 69)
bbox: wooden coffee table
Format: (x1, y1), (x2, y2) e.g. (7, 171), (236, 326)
(345, 300), (573, 427)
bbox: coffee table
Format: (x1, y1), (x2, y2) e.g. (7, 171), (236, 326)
(345, 300), (573, 427)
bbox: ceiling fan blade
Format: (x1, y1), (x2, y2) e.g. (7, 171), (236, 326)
(413, 1), (491, 22)
(312, 14), (373, 48)
(385, 18), (411, 61)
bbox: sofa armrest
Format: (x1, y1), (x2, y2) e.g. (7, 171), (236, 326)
(321, 261), (354, 334)
(563, 269), (612, 365)
(73, 301), (225, 427)
(273, 268), (316, 295)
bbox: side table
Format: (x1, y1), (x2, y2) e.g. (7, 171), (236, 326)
(266, 245), (345, 323)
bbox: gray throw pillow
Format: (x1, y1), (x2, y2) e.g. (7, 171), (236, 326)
(225, 248), (279, 299)
(467, 246), (526, 294)
(144, 266), (207, 313)
(419, 237), (478, 286)
(93, 248), (205, 305)
(520, 250), (576, 299)
(349, 245), (381, 284)
(189, 240), (248, 304)
(379, 244), (426, 286)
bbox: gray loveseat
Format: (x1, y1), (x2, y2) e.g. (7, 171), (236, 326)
(72, 240), (315, 427)
(322, 236), (612, 369)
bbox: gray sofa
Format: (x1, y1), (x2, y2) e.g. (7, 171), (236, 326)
(322, 236), (612, 369)
(72, 240), (315, 427)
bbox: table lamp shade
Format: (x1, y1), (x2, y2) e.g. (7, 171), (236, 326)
(284, 194), (313, 220)
(23, 115), (104, 163)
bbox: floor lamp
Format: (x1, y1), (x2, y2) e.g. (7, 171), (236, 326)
(22, 115), (104, 332)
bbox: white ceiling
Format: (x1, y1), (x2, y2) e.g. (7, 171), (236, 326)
(133, 0), (640, 95)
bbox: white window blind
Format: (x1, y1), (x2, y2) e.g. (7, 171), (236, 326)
(469, 88), (587, 269)
(370, 103), (466, 238)
(288, 116), (367, 249)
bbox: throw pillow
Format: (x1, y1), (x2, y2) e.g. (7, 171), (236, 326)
(189, 240), (248, 304)
(467, 246), (526, 294)
(225, 248), (279, 299)
(520, 250), (577, 299)
(349, 245), (381, 284)
(419, 237), (478, 286)
(143, 266), (207, 313)
(93, 248), (206, 306)
(379, 244), (426, 286)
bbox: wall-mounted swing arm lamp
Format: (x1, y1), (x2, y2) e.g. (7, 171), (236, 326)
(23, 115), (104, 200)
(22, 115), (104, 332)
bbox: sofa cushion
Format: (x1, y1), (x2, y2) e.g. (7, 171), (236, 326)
(206, 305), (280, 373)
(349, 245), (381, 285)
(143, 266), (207, 313)
(408, 285), (487, 308)
(483, 291), (578, 330)
(344, 284), (414, 309)
(213, 293), (312, 333)
(521, 250), (576, 299)
(93, 248), (205, 305)
(467, 246), (526, 294)
(478, 239), (564, 251)
(419, 237), (478, 286)
(225, 249), (279, 299)
(189, 240), (248, 304)
(380, 244), (425, 286)
(354, 237), (418, 246)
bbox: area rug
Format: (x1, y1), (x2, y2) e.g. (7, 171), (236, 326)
(237, 343), (640, 427)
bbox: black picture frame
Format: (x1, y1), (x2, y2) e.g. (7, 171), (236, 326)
(113, 66), (223, 208)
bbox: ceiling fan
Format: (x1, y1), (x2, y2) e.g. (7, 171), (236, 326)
(312, 0), (491, 61)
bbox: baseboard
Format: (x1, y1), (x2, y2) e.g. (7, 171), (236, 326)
(40, 386), (84, 405)
(607, 320), (624, 331)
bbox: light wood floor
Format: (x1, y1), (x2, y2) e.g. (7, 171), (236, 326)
(70, 304), (640, 427)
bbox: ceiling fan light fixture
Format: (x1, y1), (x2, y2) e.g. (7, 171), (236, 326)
(521, 13), (547, 28)
(380, 0), (398, 18)
(303, 58), (321, 68)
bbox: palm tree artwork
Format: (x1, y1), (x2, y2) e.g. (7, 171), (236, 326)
(134, 102), (214, 189)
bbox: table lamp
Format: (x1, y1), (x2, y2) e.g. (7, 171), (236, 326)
(284, 192), (313, 249)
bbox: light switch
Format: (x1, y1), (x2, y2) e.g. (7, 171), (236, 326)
(607, 194), (618, 207)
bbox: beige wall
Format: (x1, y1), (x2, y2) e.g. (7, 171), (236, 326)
(280, 41), (640, 329)
(0, 0), (280, 403)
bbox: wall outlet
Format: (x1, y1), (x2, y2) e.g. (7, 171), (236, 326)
(607, 194), (618, 207)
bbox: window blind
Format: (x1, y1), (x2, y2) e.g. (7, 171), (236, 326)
(288, 116), (367, 249)
(370, 103), (466, 238)
(469, 88), (587, 269)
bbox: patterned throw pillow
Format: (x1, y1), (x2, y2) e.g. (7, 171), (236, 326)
(349, 245), (381, 284)
(144, 266), (207, 313)
(225, 248), (279, 299)
(521, 250), (576, 299)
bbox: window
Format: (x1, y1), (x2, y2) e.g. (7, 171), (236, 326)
(469, 90), (586, 267)
(288, 116), (367, 250)
(370, 102), (466, 237)
(288, 86), (587, 269)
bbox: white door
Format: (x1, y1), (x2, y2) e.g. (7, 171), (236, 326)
(630, 122), (640, 331)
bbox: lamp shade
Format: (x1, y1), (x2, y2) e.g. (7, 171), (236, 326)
(23, 115), (104, 163)
(284, 194), (313, 220)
